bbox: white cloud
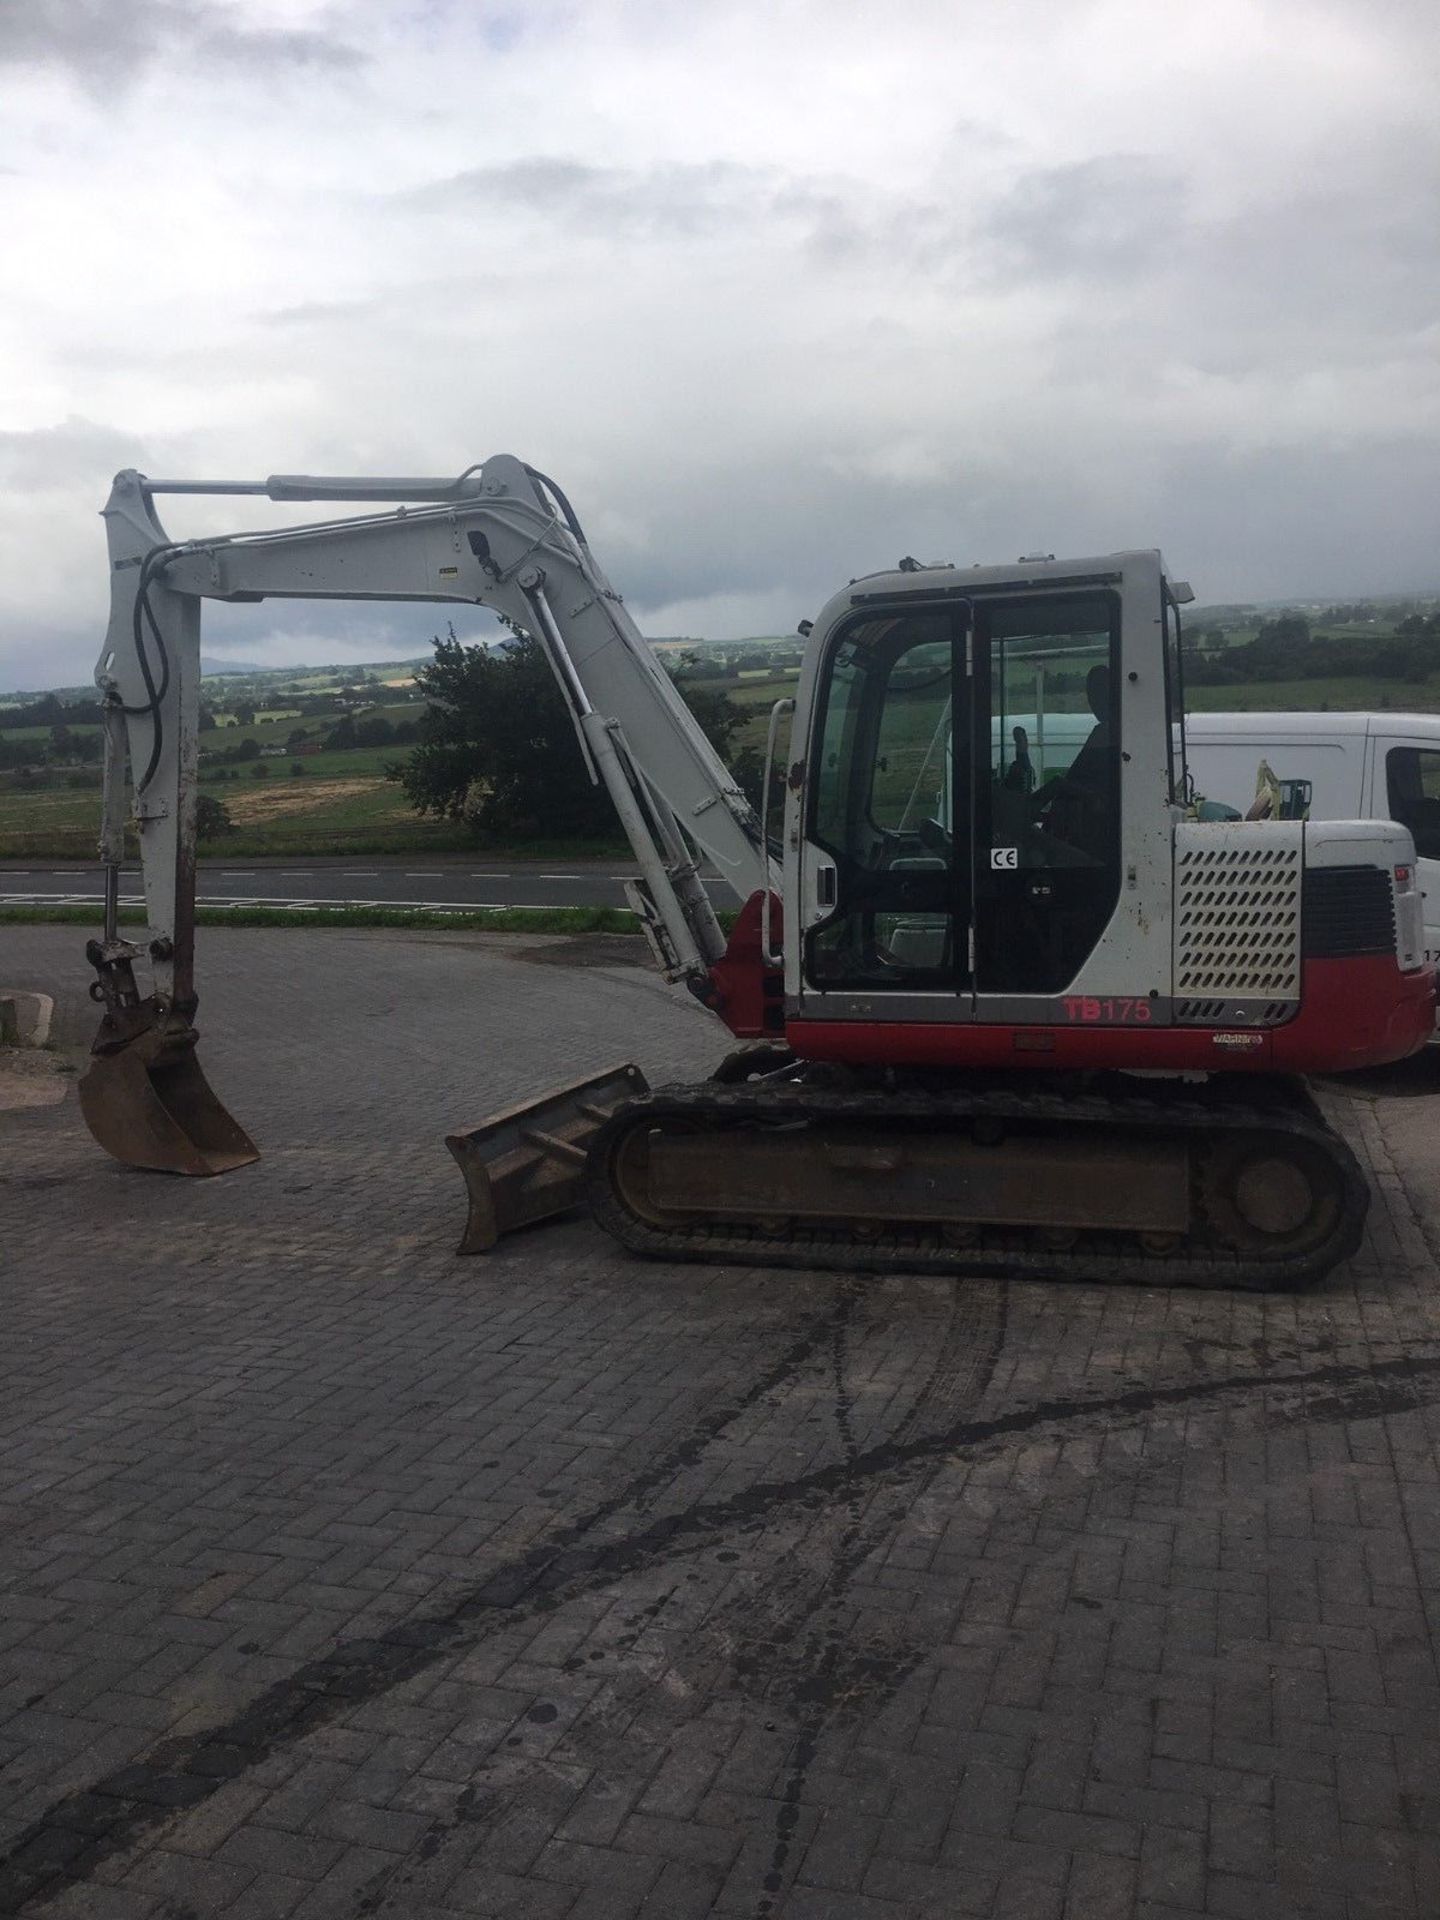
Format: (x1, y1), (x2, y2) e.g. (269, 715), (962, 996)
(0, 0), (1436, 692)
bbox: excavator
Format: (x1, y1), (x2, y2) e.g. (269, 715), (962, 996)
(78, 457), (1435, 1290)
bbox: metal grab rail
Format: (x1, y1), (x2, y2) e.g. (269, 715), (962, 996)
(760, 698), (794, 968)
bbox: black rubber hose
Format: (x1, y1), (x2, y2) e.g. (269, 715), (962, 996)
(522, 465), (587, 545)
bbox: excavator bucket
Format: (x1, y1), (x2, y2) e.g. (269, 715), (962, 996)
(79, 1017), (260, 1177)
(446, 1062), (648, 1254)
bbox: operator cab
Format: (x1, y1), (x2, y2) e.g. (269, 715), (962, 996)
(788, 552), (1189, 1014)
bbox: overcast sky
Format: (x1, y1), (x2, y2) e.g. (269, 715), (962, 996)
(1, 0), (1436, 691)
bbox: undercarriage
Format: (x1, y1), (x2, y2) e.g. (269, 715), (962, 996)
(585, 1061), (1368, 1292)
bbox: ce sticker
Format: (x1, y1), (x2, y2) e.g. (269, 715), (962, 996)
(990, 846), (1019, 869)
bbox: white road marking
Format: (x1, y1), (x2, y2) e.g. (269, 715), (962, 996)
(3, 888), (637, 917)
(0, 892), (101, 905)
(404, 871), (444, 878)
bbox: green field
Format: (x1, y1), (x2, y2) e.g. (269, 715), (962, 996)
(203, 744), (403, 778)
(0, 764), (466, 858)
(0, 756), (630, 861)
(1185, 675), (1440, 713)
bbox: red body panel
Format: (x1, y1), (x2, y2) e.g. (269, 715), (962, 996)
(710, 892), (1435, 1071)
(706, 891), (784, 1039)
(1270, 953), (1436, 1072)
(786, 955), (1435, 1075)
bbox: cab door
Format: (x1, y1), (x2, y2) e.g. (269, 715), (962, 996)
(801, 604), (972, 997)
(971, 590), (1123, 998)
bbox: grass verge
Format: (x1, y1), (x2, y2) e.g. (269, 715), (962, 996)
(0, 829), (637, 861)
(0, 903), (645, 936)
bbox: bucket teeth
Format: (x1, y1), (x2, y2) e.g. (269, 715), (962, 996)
(79, 1011), (259, 1177)
(446, 1062), (648, 1253)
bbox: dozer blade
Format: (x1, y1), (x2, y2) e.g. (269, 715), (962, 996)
(447, 1062), (649, 1254)
(79, 1017), (259, 1178)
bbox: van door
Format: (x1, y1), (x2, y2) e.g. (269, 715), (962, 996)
(1185, 735), (1354, 821)
(1377, 739), (1440, 965)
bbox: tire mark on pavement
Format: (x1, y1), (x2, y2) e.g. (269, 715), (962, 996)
(4, 1338), (1439, 1914)
(753, 1285), (868, 1918)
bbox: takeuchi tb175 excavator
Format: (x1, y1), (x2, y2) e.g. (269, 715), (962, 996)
(80, 457), (1435, 1289)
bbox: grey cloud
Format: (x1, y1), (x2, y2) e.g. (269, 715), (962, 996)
(981, 154), (1188, 281)
(261, 296), (381, 328)
(0, 0), (363, 88)
(1147, 437), (1440, 601)
(1035, 150), (1437, 388)
(0, 416), (149, 489)
(0, 0), (174, 82)
(1182, 179), (1438, 374)
(404, 155), (860, 248)
(194, 23), (364, 71)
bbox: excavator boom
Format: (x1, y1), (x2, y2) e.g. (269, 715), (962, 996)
(83, 458), (774, 1178)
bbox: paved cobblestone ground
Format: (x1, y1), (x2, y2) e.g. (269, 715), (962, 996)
(3, 925), (1440, 1920)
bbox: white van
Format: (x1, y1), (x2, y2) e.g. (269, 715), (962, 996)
(1185, 711), (1440, 966)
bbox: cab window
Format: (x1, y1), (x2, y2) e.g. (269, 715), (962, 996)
(807, 608), (963, 989)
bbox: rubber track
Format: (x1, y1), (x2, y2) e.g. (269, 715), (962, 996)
(586, 1076), (1370, 1293)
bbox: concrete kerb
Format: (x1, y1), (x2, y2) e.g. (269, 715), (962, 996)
(0, 989), (54, 1048)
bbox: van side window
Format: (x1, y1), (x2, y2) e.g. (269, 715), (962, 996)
(1385, 747), (1440, 859)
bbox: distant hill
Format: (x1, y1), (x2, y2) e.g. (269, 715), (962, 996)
(198, 655), (431, 680)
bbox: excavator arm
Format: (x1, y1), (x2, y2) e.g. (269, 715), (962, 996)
(83, 457), (776, 1177)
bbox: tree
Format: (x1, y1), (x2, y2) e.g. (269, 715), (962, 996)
(396, 629), (614, 840)
(196, 793), (234, 839)
(675, 685), (747, 761)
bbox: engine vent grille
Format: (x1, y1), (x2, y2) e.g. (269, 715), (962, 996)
(1303, 866), (1395, 958)
(1174, 997), (1298, 1025)
(1175, 839), (1301, 999)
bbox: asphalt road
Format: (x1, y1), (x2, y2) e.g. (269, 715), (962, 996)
(0, 856), (733, 915)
